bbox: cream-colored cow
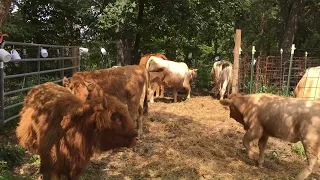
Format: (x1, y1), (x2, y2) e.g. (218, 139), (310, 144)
(294, 66), (320, 100)
(146, 56), (197, 103)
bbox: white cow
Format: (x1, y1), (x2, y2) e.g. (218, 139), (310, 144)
(210, 60), (233, 100)
(294, 66), (320, 100)
(146, 56), (197, 103)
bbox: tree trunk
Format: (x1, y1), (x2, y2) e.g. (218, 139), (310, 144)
(0, 0), (11, 31)
(116, 38), (133, 66)
(116, 39), (125, 66)
(280, 0), (303, 55)
(124, 38), (132, 65)
(131, 0), (145, 65)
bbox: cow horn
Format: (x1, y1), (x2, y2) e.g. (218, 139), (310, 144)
(102, 97), (108, 109)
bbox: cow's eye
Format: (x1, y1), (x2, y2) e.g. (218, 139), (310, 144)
(110, 113), (121, 122)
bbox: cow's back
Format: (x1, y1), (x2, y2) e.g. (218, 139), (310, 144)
(16, 82), (82, 154)
(244, 94), (320, 142)
(221, 65), (233, 84)
(139, 53), (168, 67)
(294, 67), (320, 100)
(72, 65), (147, 104)
(162, 62), (189, 88)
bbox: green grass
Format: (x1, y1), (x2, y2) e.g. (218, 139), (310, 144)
(291, 142), (305, 156)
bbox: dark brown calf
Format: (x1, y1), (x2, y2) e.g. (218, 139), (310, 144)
(16, 82), (137, 180)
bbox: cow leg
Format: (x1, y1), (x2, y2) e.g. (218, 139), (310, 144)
(136, 105), (144, 136)
(219, 80), (228, 100)
(227, 83), (231, 98)
(148, 86), (156, 103)
(185, 84), (191, 99)
(257, 135), (269, 167)
(295, 138), (320, 180)
(155, 85), (160, 98)
(243, 126), (263, 161)
(160, 84), (165, 98)
(172, 88), (178, 103)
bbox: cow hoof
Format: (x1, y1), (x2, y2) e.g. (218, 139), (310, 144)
(256, 160), (264, 168)
(248, 151), (257, 160)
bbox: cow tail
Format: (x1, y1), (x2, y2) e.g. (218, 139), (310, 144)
(143, 69), (149, 114)
(142, 56), (153, 114)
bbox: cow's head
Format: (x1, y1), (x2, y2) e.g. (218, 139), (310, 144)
(63, 77), (103, 101)
(189, 68), (198, 79)
(220, 93), (246, 126)
(87, 95), (138, 150)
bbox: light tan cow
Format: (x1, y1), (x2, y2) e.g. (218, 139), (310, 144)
(294, 66), (320, 100)
(146, 56), (197, 103)
(210, 60), (233, 100)
(139, 53), (168, 98)
(220, 93), (320, 180)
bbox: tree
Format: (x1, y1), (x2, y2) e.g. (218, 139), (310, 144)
(280, 0), (304, 55)
(0, 0), (12, 31)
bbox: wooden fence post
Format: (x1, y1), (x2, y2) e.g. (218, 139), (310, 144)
(232, 29), (241, 94)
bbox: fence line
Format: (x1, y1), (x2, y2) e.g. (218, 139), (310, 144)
(239, 54), (320, 96)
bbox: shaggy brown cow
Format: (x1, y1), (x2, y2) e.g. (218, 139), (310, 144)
(210, 60), (233, 100)
(16, 82), (137, 180)
(139, 53), (168, 98)
(294, 66), (320, 100)
(146, 56), (198, 103)
(220, 93), (320, 180)
(63, 65), (148, 135)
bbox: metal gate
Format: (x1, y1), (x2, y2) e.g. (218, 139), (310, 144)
(0, 41), (80, 125)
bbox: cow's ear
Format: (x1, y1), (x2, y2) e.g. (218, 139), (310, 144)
(194, 69), (198, 72)
(95, 111), (111, 130)
(102, 96), (108, 110)
(62, 77), (69, 87)
(219, 99), (232, 106)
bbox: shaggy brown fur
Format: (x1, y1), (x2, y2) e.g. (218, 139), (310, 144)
(220, 93), (320, 180)
(16, 82), (137, 180)
(139, 53), (168, 98)
(63, 65), (148, 135)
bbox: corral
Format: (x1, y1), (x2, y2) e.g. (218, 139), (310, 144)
(1, 92), (320, 179)
(1, 43), (320, 180)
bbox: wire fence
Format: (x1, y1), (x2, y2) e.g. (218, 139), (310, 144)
(239, 46), (320, 99)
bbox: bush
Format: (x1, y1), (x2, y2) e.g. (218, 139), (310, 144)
(0, 144), (25, 172)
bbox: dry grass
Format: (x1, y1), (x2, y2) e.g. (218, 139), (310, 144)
(2, 91), (320, 180)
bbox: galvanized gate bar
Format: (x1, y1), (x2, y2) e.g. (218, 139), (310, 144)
(5, 66), (79, 79)
(9, 57), (78, 62)
(1, 41), (78, 48)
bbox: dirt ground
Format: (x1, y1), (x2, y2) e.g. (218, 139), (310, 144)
(3, 90), (320, 180)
